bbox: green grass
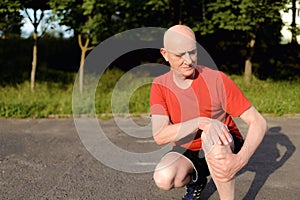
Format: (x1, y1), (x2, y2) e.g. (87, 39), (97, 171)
(0, 81), (73, 118)
(0, 68), (299, 118)
(231, 75), (300, 116)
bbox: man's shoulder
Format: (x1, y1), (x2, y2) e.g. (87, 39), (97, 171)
(196, 65), (223, 74)
(196, 65), (226, 79)
(153, 70), (171, 83)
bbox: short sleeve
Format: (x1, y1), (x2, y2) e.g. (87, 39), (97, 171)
(220, 73), (252, 117)
(150, 81), (169, 116)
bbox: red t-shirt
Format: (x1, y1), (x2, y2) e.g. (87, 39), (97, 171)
(150, 65), (252, 151)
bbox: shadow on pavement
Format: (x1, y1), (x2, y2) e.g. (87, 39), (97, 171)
(202, 126), (296, 200)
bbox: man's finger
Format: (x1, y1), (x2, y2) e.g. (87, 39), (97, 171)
(218, 129), (231, 145)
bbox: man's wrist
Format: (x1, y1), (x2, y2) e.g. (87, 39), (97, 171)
(198, 117), (211, 131)
(237, 146), (251, 167)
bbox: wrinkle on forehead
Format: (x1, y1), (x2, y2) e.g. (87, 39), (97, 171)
(164, 25), (196, 54)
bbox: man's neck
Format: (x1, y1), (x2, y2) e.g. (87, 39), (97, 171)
(172, 70), (195, 89)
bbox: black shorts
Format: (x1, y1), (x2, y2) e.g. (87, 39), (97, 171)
(167, 134), (244, 183)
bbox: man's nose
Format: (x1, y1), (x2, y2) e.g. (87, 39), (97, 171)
(182, 52), (192, 65)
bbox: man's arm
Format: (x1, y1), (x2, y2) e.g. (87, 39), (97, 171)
(151, 114), (232, 145)
(151, 114), (199, 145)
(237, 106), (268, 166)
(210, 106), (267, 182)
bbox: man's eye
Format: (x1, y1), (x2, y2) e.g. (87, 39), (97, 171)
(189, 50), (196, 55)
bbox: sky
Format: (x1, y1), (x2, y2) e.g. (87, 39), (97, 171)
(20, 9), (74, 39)
(280, 1), (300, 44)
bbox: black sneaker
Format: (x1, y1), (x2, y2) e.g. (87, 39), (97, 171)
(182, 178), (207, 200)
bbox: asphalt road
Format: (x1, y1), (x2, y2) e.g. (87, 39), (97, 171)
(0, 116), (299, 200)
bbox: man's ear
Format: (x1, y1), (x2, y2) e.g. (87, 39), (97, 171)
(160, 48), (168, 62)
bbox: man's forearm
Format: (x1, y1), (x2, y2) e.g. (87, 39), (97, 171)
(153, 115), (231, 145)
(153, 117), (201, 145)
(238, 112), (267, 167)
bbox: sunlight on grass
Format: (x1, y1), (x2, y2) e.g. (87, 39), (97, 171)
(0, 69), (299, 118)
(0, 81), (73, 118)
(231, 75), (300, 116)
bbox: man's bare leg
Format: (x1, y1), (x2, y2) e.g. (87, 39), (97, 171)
(206, 144), (235, 200)
(201, 132), (235, 200)
(153, 152), (194, 190)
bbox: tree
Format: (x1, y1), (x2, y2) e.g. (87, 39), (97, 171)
(119, 0), (205, 28)
(22, 1), (52, 92)
(0, 0), (53, 91)
(50, 0), (208, 93)
(50, 0), (120, 93)
(193, 0), (288, 84)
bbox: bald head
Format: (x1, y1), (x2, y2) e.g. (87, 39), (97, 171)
(163, 25), (196, 55)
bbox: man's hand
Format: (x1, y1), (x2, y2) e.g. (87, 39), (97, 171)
(199, 118), (232, 146)
(206, 148), (243, 182)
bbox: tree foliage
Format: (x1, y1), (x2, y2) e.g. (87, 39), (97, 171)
(50, 0), (122, 45)
(0, 0), (22, 38)
(0, 0), (298, 86)
(193, 0), (287, 37)
(189, 0), (289, 84)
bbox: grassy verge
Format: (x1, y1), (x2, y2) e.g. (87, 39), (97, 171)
(0, 81), (73, 118)
(231, 75), (300, 116)
(0, 68), (299, 118)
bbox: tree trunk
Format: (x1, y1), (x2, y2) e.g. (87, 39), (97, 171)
(244, 59), (252, 85)
(78, 34), (94, 93)
(244, 38), (255, 85)
(79, 48), (87, 93)
(291, 0), (298, 44)
(31, 31), (38, 92)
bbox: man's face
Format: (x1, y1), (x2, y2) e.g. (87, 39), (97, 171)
(162, 29), (197, 77)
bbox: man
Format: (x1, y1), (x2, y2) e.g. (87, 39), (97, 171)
(150, 25), (267, 200)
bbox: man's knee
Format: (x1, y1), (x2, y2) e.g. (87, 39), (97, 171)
(153, 170), (174, 190)
(207, 144), (233, 157)
(201, 132), (234, 155)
